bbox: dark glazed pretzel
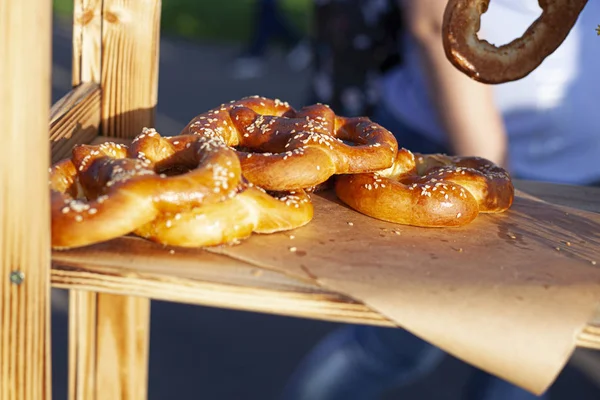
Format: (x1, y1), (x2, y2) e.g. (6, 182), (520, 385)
(181, 96), (398, 191)
(442, 0), (588, 83)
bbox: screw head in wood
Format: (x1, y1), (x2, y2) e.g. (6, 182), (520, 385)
(9, 270), (25, 285)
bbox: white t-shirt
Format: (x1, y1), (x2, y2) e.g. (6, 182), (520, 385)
(381, 0), (600, 184)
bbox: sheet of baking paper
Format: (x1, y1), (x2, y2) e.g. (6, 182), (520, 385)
(208, 190), (600, 394)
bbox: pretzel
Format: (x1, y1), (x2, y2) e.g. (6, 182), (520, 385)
(134, 184), (314, 247)
(442, 0), (588, 83)
(334, 149), (514, 227)
(181, 96), (398, 191)
(50, 130), (242, 249)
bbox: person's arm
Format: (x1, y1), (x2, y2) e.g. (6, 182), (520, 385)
(400, 0), (508, 167)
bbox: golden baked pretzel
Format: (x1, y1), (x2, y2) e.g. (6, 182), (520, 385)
(50, 143), (161, 249)
(334, 148), (514, 227)
(181, 96), (398, 191)
(50, 130), (242, 249)
(134, 184), (314, 247)
(127, 129), (242, 212)
(442, 0), (588, 83)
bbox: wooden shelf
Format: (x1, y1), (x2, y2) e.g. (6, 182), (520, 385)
(51, 233), (600, 347)
(51, 137), (600, 349)
(52, 236), (391, 327)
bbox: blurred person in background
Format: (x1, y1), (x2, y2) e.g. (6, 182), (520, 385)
(280, 1), (600, 400)
(373, 0), (600, 185)
(307, 0), (403, 118)
(231, 0), (312, 79)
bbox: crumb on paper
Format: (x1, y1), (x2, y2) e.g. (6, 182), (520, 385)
(393, 230), (401, 235)
(592, 260), (597, 265)
(563, 241), (572, 246)
(289, 235), (295, 240)
(555, 247), (561, 251)
(507, 232), (517, 239)
(289, 246), (297, 252)
(169, 249), (175, 255)
(347, 222), (354, 226)
(251, 269), (264, 277)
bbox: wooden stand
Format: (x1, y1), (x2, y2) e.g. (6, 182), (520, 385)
(1, 1), (53, 399)
(63, 1), (161, 399)
(2, 0), (599, 399)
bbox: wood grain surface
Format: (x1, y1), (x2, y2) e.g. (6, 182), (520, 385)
(66, 1), (162, 398)
(1, 0), (53, 398)
(50, 82), (101, 163)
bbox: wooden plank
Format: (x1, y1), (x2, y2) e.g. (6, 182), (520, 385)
(68, 0), (161, 400)
(50, 82), (101, 163)
(70, 3), (106, 399)
(50, 235), (600, 350)
(67, 2), (162, 399)
(51, 242), (390, 327)
(68, 291), (150, 400)
(72, 0), (102, 86)
(100, 0), (162, 138)
(0, 0), (53, 398)
(96, 294), (149, 400)
(68, 291), (97, 400)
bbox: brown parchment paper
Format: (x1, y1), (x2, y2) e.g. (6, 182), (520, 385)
(208, 190), (600, 394)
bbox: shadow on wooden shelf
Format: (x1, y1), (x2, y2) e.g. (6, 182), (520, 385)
(50, 83), (160, 162)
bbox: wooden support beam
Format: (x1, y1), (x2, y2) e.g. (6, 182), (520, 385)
(72, 0), (161, 138)
(50, 82), (101, 163)
(68, 292), (150, 400)
(99, 0), (161, 138)
(67, 1), (161, 399)
(72, 0), (102, 86)
(0, 0), (53, 399)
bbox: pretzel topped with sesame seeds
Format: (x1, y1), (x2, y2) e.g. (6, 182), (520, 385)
(443, 0), (587, 83)
(334, 149), (514, 227)
(134, 183), (314, 247)
(181, 96), (398, 191)
(50, 130), (244, 249)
